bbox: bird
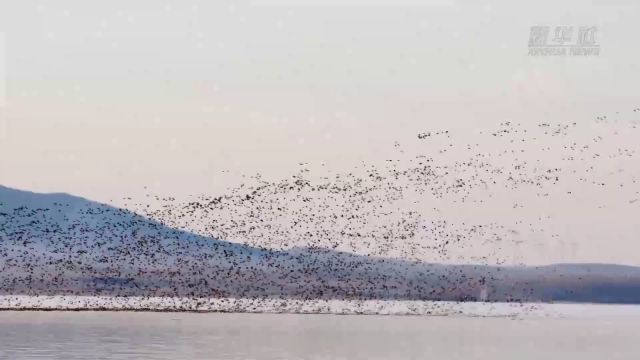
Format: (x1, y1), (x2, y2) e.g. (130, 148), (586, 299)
(1, 106), (639, 311)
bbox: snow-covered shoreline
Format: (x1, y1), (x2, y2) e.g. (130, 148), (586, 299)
(0, 295), (543, 316)
(3, 295), (640, 318)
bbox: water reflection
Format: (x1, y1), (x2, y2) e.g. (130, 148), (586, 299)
(0, 311), (637, 359)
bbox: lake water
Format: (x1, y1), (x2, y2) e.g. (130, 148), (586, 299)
(1, 310), (638, 359)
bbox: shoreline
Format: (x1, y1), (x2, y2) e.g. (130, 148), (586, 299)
(3, 295), (640, 318)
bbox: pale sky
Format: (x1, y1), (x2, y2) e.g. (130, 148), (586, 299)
(1, 0), (639, 264)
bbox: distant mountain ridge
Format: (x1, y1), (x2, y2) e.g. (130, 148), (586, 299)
(2, 185), (640, 304)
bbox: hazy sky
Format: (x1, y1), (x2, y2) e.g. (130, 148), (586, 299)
(1, 1), (639, 264)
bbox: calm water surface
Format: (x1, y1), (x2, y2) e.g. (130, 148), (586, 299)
(0, 311), (638, 359)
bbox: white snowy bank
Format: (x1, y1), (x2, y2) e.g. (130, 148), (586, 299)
(3, 295), (640, 318)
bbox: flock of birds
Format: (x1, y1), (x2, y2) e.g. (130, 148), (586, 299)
(1, 109), (640, 308)
(133, 110), (639, 264)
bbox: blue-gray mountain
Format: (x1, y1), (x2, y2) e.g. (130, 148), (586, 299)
(2, 185), (640, 304)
